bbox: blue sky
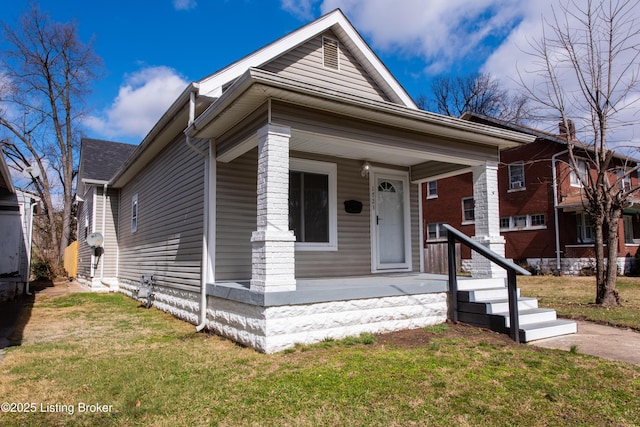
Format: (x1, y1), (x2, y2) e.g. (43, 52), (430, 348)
(2, 0), (637, 147)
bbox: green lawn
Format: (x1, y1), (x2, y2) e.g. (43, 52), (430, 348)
(518, 275), (640, 330)
(1, 289), (639, 426)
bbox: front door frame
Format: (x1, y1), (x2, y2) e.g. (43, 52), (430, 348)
(370, 167), (412, 273)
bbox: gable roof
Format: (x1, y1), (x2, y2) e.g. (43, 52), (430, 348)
(197, 9), (416, 109)
(0, 152), (16, 195)
(78, 138), (136, 194)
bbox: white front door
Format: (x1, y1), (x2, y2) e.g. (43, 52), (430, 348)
(372, 171), (411, 271)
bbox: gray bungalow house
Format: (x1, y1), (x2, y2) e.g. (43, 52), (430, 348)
(77, 9), (554, 352)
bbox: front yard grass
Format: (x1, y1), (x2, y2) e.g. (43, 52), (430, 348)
(1, 289), (639, 426)
(518, 275), (640, 330)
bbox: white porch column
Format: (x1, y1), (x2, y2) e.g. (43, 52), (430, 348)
(471, 161), (506, 279)
(250, 124), (297, 292)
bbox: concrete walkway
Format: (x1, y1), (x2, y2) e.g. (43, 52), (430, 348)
(530, 320), (640, 366)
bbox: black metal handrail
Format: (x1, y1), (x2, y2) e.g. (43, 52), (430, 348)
(443, 224), (531, 343)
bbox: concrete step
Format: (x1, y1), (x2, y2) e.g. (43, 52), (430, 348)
(456, 277), (506, 291)
(513, 319), (578, 342)
(458, 297), (539, 315)
(457, 308), (557, 331)
(458, 287), (520, 302)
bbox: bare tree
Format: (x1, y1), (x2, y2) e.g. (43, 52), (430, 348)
(418, 73), (532, 123)
(520, 0), (640, 306)
(0, 6), (101, 267)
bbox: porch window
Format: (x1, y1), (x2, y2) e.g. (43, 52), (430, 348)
(508, 162), (525, 190)
(500, 214), (546, 231)
(289, 158), (337, 251)
(462, 197), (475, 223)
(624, 216), (635, 244)
(427, 223), (447, 241)
(131, 194), (138, 233)
(576, 213), (594, 243)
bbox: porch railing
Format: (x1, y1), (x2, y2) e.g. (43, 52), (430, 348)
(443, 224), (531, 343)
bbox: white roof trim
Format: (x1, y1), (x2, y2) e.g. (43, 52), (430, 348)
(0, 153), (16, 194)
(197, 9), (417, 109)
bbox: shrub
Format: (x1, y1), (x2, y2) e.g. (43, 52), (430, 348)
(31, 259), (55, 280)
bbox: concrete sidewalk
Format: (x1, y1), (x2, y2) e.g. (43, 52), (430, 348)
(530, 320), (640, 366)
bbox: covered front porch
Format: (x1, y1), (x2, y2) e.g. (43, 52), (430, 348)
(185, 69), (535, 352)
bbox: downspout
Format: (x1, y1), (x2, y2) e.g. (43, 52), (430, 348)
(101, 183), (107, 279)
(552, 150), (569, 273)
(25, 200), (36, 296)
(184, 88), (209, 332)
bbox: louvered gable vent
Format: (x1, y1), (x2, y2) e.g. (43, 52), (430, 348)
(322, 37), (340, 70)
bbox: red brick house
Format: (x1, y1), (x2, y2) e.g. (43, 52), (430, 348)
(423, 112), (640, 275)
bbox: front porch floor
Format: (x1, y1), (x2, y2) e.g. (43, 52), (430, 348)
(207, 273), (450, 307)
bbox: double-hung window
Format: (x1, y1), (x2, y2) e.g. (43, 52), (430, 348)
(462, 197), (475, 223)
(508, 162), (525, 190)
(570, 159), (588, 187)
(426, 181), (437, 199)
(289, 158), (337, 251)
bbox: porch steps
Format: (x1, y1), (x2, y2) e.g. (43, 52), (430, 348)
(456, 279), (577, 342)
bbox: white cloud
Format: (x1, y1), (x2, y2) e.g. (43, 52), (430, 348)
(314, 0), (523, 74)
(84, 66), (188, 141)
(281, 0), (317, 20)
(281, 1), (639, 149)
(173, 0), (197, 11)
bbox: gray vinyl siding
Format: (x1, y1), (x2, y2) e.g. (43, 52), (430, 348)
(117, 135), (207, 290)
(215, 149), (257, 281)
(214, 149), (420, 280)
(92, 187), (120, 278)
(260, 30), (391, 103)
(77, 187), (95, 280)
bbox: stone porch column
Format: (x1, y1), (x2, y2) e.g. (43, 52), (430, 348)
(250, 124), (297, 292)
(471, 161), (506, 279)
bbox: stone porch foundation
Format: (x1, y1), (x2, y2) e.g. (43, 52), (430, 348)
(116, 276), (448, 353)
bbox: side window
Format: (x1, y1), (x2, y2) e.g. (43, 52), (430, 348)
(509, 162), (525, 190)
(131, 194), (138, 233)
(426, 181), (437, 199)
(570, 159), (588, 187)
(462, 197), (475, 223)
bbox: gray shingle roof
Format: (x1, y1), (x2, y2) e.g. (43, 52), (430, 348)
(80, 138), (136, 182)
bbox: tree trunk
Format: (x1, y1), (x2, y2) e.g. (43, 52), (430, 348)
(593, 215), (606, 295)
(597, 211), (621, 306)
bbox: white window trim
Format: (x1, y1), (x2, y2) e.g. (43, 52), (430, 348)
(131, 193), (138, 233)
(290, 158), (337, 251)
(576, 212), (594, 243)
(426, 222), (447, 242)
(461, 197), (475, 225)
(508, 162), (526, 191)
